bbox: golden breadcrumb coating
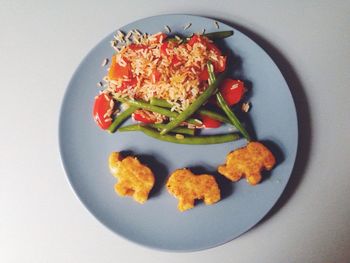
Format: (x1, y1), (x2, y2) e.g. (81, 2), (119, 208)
(218, 142), (276, 185)
(166, 169), (221, 212)
(108, 152), (155, 203)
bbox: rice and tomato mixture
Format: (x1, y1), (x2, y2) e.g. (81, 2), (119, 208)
(104, 31), (227, 123)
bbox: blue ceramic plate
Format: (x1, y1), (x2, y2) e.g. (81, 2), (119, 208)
(59, 14), (298, 251)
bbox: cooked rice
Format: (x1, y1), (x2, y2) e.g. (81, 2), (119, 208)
(104, 30), (224, 113)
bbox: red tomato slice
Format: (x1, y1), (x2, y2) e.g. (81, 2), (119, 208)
(108, 56), (132, 81)
(160, 42), (169, 56)
(133, 112), (156, 124)
(188, 35), (226, 72)
(171, 55), (181, 67)
(115, 78), (137, 92)
(188, 35), (202, 46)
(93, 93), (113, 130)
(128, 44), (147, 51)
(206, 41), (222, 56)
(213, 56), (227, 73)
(220, 79), (245, 106)
(199, 66), (209, 81)
(200, 114), (221, 128)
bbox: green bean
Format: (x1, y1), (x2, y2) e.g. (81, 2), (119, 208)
(150, 98), (172, 108)
(216, 93), (251, 141)
(207, 66), (251, 141)
(107, 106), (137, 133)
(116, 98), (201, 126)
(150, 97), (231, 125)
(122, 125), (239, 145)
(160, 62), (222, 135)
(150, 124), (195, 135)
(118, 124), (195, 136)
(204, 31), (234, 39)
(197, 109), (231, 124)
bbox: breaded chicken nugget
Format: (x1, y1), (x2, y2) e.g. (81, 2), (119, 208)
(108, 152), (155, 204)
(218, 142), (276, 185)
(166, 169), (221, 211)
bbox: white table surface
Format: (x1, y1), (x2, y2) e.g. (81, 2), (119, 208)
(1, 1), (350, 262)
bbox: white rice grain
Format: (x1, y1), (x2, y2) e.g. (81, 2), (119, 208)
(101, 58), (109, 67)
(164, 25), (171, 33)
(183, 23), (192, 30)
(214, 21), (220, 29)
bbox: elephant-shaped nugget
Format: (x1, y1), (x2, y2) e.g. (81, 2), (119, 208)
(166, 169), (221, 211)
(218, 142), (276, 185)
(108, 152), (155, 204)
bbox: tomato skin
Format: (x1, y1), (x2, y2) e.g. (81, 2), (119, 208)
(171, 55), (181, 67)
(93, 93), (113, 130)
(200, 114), (221, 128)
(188, 35), (202, 46)
(220, 79), (245, 106)
(108, 56), (132, 81)
(199, 67), (209, 81)
(115, 78), (137, 92)
(213, 56), (227, 73)
(188, 35), (226, 72)
(128, 44), (147, 51)
(133, 112), (156, 124)
(206, 41), (223, 56)
(160, 42), (169, 56)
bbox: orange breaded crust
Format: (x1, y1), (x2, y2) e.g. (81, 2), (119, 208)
(218, 142), (276, 185)
(108, 152), (155, 204)
(166, 169), (221, 212)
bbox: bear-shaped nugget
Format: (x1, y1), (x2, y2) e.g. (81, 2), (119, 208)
(108, 152), (155, 204)
(218, 142), (276, 185)
(166, 169), (221, 211)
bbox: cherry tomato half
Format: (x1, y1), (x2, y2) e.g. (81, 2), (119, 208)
(115, 78), (137, 92)
(93, 93), (113, 130)
(219, 79), (245, 106)
(133, 112), (157, 124)
(200, 114), (221, 128)
(199, 66), (209, 81)
(160, 42), (169, 56)
(188, 35), (227, 73)
(108, 55), (132, 81)
(128, 44), (147, 51)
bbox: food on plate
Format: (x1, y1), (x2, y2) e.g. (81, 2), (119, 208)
(92, 29), (250, 144)
(166, 168), (221, 211)
(108, 152), (155, 203)
(217, 142), (276, 185)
